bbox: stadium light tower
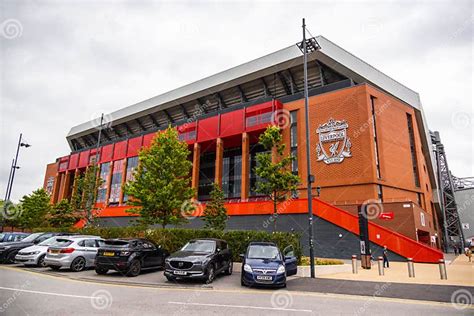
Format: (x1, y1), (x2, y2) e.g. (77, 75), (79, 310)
(296, 18), (321, 279)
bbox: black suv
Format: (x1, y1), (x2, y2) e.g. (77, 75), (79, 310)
(164, 238), (232, 283)
(0, 232), (75, 263)
(95, 238), (169, 277)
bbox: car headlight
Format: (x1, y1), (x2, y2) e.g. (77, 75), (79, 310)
(243, 264), (253, 273)
(277, 265), (286, 274)
(165, 258), (171, 263)
(119, 251), (131, 256)
(31, 251), (40, 255)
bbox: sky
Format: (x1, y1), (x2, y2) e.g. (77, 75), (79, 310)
(0, 0), (472, 202)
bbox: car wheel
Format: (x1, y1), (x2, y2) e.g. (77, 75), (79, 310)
(240, 278), (246, 287)
(126, 260), (141, 277)
(37, 254), (47, 267)
(95, 267), (108, 275)
(6, 252), (17, 264)
(224, 261), (233, 275)
(50, 266), (61, 271)
(206, 264), (215, 284)
(70, 257), (86, 272)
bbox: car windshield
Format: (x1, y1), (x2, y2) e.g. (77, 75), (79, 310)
(0, 233), (4, 240)
(181, 240), (215, 253)
(247, 245), (280, 260)
(38, 237), (58, 246)
(20, 233), (43, 243)
(49, 239), (73, 248)
(103, 240), (130, 248)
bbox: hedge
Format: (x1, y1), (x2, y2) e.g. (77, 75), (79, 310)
(32, 227), (302, 263)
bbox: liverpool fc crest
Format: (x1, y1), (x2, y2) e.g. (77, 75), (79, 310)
(316, 118), (352, 164)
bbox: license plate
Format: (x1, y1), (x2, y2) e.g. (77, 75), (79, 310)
(256, 275), (272, 281)
(50, 250), (60, 254)
(103, 252), (115, 257)
(173, 270), (187, 275)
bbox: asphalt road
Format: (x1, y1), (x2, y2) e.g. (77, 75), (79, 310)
(0, 266), (472, 315)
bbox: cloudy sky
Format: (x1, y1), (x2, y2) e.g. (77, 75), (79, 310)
(0, 0), (472, 202)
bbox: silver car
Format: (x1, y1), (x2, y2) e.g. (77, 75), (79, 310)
(15, 236), (69, 267)
(44, 236), (103, 272)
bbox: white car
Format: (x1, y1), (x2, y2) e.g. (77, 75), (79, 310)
(44, 236), (103, 272)
(15, 236), (70, 267)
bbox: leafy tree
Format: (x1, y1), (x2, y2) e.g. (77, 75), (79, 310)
(0, 199), (23, 229)
(202, 183), (228, 230)
(46, 199), (82, 228)
(254, 125), (300, 231)
(70, 165), (101, 226)
(124, 127), (195, 228)
(18, 188), (51, 229)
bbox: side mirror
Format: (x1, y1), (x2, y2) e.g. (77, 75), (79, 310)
(33, 239), (41, 244)
(239, 254), (245, 260)
(216, 248), (221, 253)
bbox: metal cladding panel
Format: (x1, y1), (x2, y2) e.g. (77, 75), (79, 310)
(58, 156), (69, 172)
(100, 144), (114, 163)
(245, 100), (279, 133)
(68, 153), (79, 170)
(78, 150), (90, 168)
(113, 140), (127, 160)
(127, 136), (143, 157)
(143, 133), (155, 148)
(197, 116), (219, 142)
(220, 109), (244, 137)
(178, 122), (197, 145)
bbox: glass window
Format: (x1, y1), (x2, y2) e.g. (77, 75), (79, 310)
(289, 111), (298, 175)
(222, 147), (242, 199)
(97, 162), (110, 202)
(181, 240), (216, 253)
(123, 156), (139, 203)
(198, 151), (216, 200)
(109, 159), (124, 204)
(247, 245), (281, 260)
(84, 239), (97, 247)
(249, 143), (267, 197)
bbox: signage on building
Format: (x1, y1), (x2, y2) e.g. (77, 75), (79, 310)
(378, 212), (394, 220)
(420, 212), (426, 227)
(316, 118), (352, 164)
(462, 223), (470, 229)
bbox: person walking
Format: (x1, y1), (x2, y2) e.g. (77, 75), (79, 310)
(453, 244), (458, 255)
(466, 248), (472, 262)
(383, 245), (389, 268)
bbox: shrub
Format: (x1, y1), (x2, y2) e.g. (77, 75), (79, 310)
(32, 227), (302, 263)
(300, 256), (344, 266)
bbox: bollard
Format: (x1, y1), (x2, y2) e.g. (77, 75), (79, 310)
(377, 256), (384, 276)
(352, 255), (358, 274)
(438, 259), (448, 280)
(407, 258), (415, 278)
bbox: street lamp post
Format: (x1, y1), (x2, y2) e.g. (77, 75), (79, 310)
(6, 133), (31, 201)
(297, 18), (321, 279)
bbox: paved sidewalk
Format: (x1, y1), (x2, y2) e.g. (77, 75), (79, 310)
(317, 254), (474, 286)
(287, 277), (474, 303)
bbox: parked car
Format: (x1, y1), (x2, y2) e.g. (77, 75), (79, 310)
(164, 238), (232, 283)
(240, 242), (297, 288)
(44, 236), (103, 272)
(95, 238), (169, 277)
(0, 232), (29, 243)
(15, 236), (71, 267)
(0, 232), (74, 264)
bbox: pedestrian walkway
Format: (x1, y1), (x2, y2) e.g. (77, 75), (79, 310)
(317, 254), (474, 286)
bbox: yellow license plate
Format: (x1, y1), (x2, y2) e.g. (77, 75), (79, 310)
(103, 252), (115, 257)
(51, 250), (60, 254)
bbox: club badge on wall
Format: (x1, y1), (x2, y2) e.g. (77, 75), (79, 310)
(316, 118), (352, 164)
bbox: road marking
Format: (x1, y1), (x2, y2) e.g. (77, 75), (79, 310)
(168, 301), (312, 313)
(2, 265), (472, 310)
(0, 286), (93, 299)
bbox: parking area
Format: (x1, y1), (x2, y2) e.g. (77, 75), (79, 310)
(13, 262), (299, 291)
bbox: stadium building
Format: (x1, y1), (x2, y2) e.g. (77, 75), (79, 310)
(43, 36), (444, 262)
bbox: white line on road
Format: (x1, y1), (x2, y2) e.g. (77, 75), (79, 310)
(0, 286), (93, 299)
(168, 301), (313, 313)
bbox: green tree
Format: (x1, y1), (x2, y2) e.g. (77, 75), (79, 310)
(46, 199), (82, 228)
(202, 183), (228, 230)
(18, 188), (51, 229)
(0, 199), (23, 229)
(124, 127), (195, 228)
(254, 125), (300, 231)
(70, 165), (101, 226)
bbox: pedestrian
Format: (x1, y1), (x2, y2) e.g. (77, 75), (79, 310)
(459, 246), (463, 255)
(466, 248), (472, 262)
(453, 244), (458, 255)
(383, 245), (389, 268)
